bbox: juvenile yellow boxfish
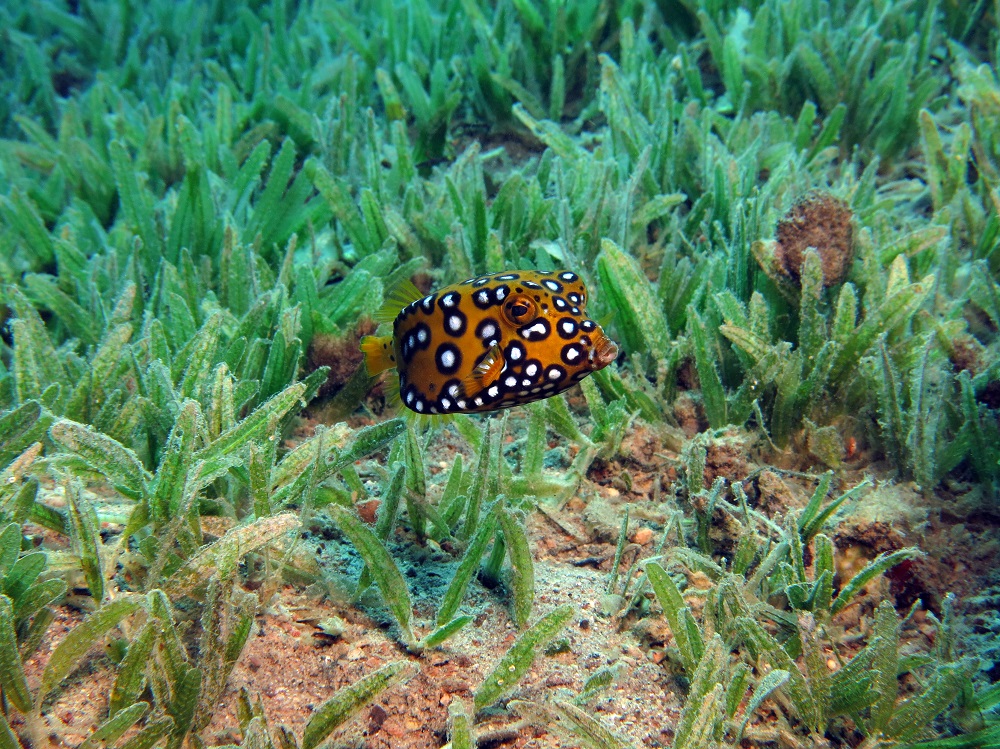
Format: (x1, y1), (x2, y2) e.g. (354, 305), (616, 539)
(360, 270), (619, 415)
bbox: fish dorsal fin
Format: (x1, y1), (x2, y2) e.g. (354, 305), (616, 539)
(460, 344), (505, 398)
(374, 278), (424, 324)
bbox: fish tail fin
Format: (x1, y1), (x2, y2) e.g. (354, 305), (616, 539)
(360, 335), (396, 376)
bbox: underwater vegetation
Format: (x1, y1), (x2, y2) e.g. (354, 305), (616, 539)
(1, 0), (999, 746)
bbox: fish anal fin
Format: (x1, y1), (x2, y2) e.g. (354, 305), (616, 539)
(374, 279), (424, 324)
(383, 371), (402, 412)
(360, 335), (397, 376)
(460, 344), (504, 398)
(385, 372), (455, 426)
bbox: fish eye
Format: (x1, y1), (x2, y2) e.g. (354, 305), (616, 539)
(503, 296), (536, 324)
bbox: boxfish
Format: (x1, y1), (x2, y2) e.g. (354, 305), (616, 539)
(361, 270), (619, 414)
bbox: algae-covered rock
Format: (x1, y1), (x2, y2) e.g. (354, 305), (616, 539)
(776, 192), (855, 287)
(755, 192), (856, 288)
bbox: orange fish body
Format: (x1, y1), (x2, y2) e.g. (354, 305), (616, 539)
(361, 270), (619, 415)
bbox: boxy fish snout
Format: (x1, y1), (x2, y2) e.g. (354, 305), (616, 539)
(588, 330), (619, 370)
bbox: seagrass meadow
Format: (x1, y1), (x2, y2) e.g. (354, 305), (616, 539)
(1, 0), (1000, 747)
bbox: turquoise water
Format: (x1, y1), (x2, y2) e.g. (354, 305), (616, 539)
(1, 1), (999, 746)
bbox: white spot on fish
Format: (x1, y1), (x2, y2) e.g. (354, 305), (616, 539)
(523, 322), (547, 338)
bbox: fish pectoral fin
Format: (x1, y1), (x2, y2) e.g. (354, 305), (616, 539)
(460, 344), (505, 398)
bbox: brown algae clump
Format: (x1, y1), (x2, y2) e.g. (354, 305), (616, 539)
(774, 192), (855, 286)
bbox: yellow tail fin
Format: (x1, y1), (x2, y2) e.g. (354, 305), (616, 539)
(360, 335), (397, 376)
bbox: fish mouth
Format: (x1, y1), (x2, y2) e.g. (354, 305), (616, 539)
(588, 332), (619, 370)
